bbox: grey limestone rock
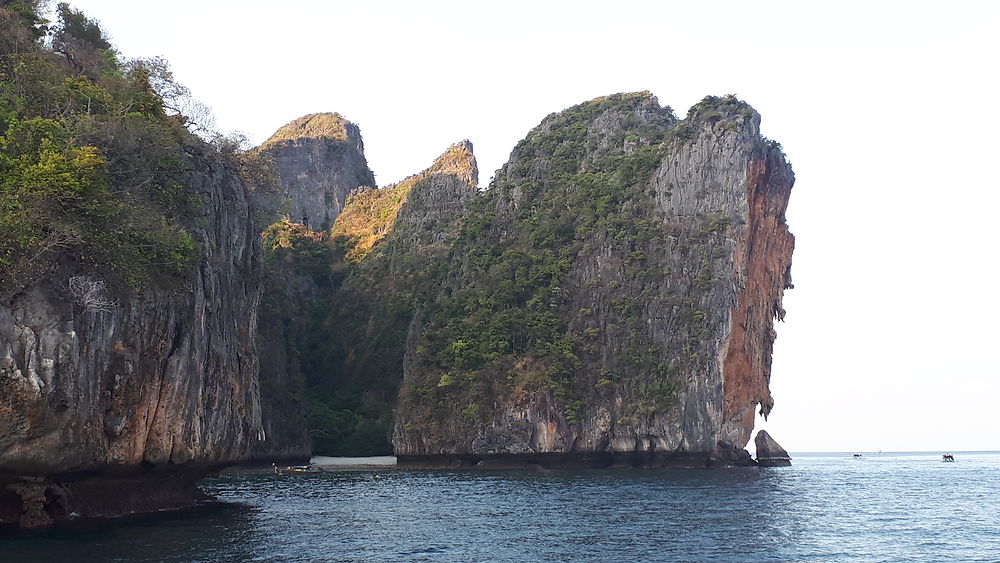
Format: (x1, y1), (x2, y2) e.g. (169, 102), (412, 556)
(259, 113), (376, 231)
(248, 113), (377, 463)
(755, 430), (792, 466)
(0, 142), (264, 526)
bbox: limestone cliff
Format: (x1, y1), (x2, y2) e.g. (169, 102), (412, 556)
(250, 230), (313, 464)
(0, 143), (263, 527)
(260, 113), (376, 230)
(390, 93), (794, 467)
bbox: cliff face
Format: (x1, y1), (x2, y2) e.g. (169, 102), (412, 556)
(260, 113), (376, 230)
(250, 244), (312, 464)
(0, 143), (263, 527)
(390, 93), (793, 467)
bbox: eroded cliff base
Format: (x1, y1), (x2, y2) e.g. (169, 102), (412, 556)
(397, 447), (758, 470)
(0, 467), (221, 529)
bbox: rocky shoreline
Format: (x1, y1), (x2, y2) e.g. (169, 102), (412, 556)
(0, 466), (223, 529)
(396, 449), (763, 470)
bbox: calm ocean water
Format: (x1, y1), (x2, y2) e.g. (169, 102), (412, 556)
(4, 452), (999, 562)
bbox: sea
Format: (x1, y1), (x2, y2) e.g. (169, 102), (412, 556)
(3, 452), (999, 562)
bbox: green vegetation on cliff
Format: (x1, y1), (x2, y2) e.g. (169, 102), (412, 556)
(0, 3), (243, 293)
(331, 183), (411, 262)
(385, 92), (777, 458)
(282, 93), (760, 455)
(271, 187), (419, 456)
(331, 142), (475, 263)
(261, 113), (353, 147)
(396, 93), (695, 437)
(269, 143), (477, 456)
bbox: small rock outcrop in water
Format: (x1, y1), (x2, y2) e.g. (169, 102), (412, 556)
(755, 430), (792, 466)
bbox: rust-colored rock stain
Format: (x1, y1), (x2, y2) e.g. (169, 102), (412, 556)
(721, 148), (794, 446)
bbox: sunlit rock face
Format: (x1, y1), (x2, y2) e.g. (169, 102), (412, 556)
(389, 93), (794, 468)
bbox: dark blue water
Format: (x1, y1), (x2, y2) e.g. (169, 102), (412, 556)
(4, 452), (1000, 562)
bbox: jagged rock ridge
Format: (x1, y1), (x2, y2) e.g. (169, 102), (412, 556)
(333, 140), (478, 260)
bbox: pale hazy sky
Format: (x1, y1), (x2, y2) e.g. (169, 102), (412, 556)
(66, 0), (1000, 452)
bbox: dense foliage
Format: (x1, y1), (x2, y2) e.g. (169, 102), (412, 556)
(0, 2), (211, 293)
(302, 169), (464, 455)
(397, 93), (694, 431)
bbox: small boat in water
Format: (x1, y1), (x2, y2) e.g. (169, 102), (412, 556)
(942, 454), (955, 462)
(273, 463), (322, 475)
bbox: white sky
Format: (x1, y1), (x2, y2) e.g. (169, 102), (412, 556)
(66, 0), (1000, 452)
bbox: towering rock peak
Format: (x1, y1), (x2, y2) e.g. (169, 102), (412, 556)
(258, 112), (375, 231)
(649, 94), (794, 450)
(262, 112), (360, 148)
(0, 1), (269, 527)
(332, 141), (478, 261)
(0, 143), (264, 526)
